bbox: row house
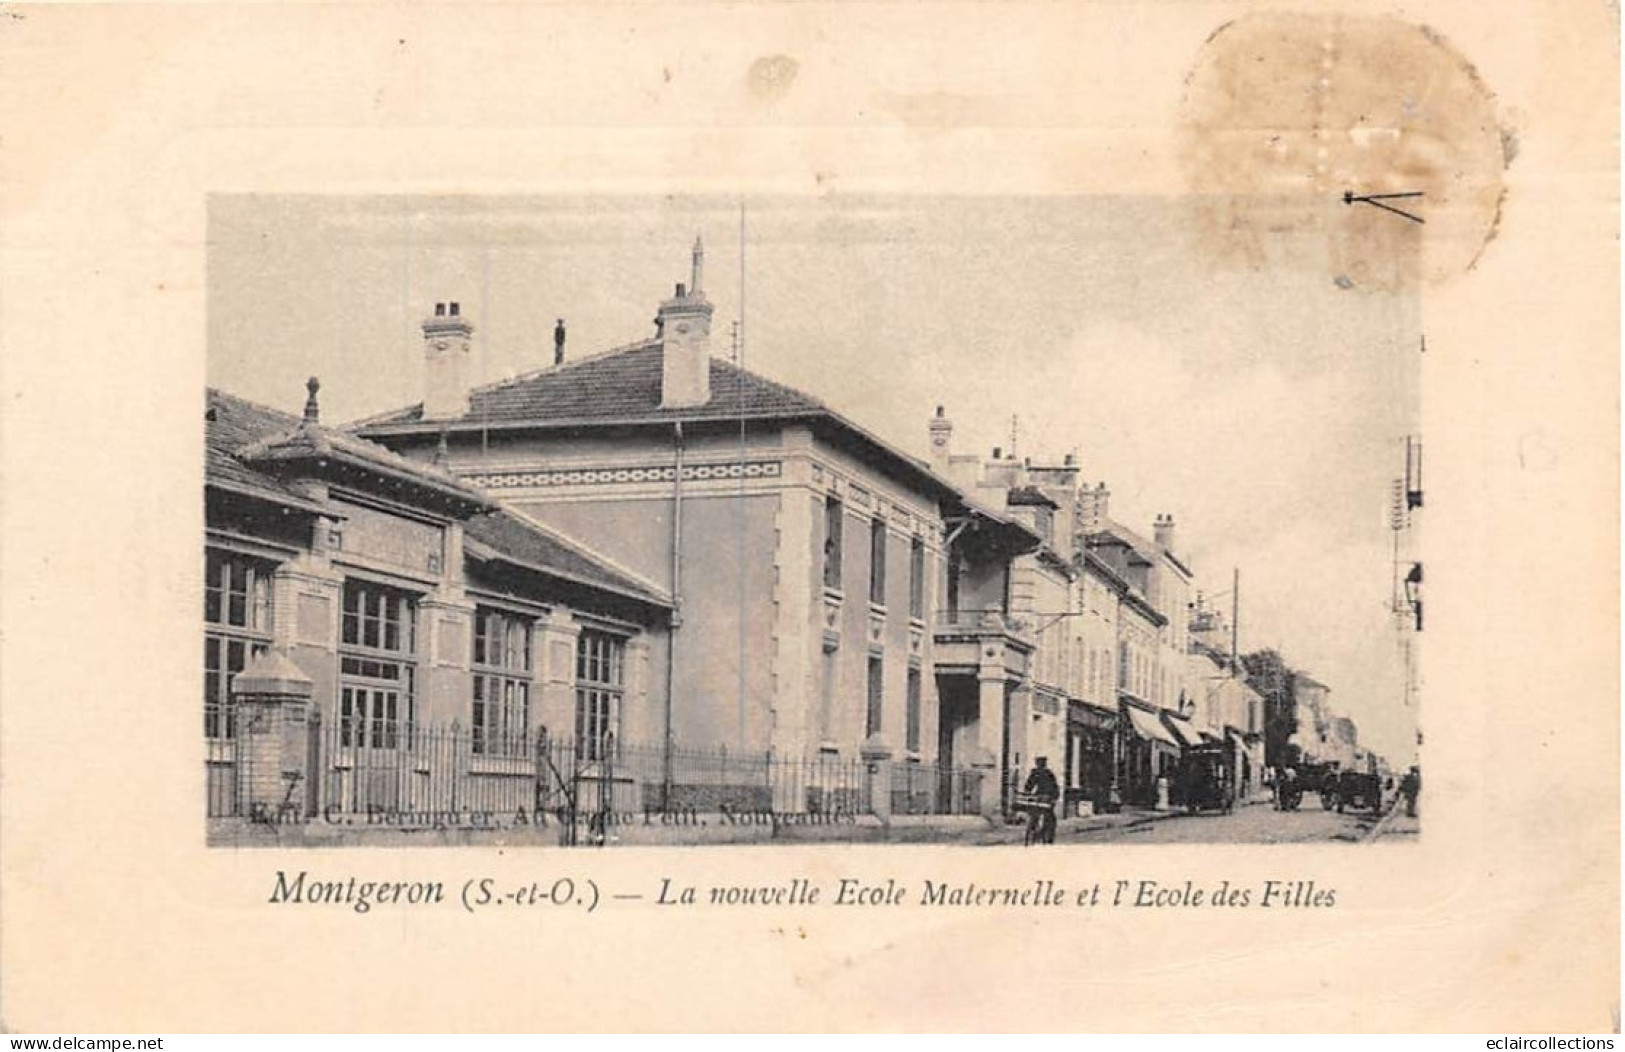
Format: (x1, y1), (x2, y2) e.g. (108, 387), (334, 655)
(354, 243), (1040, 817)
(1185, 601), (1267, 798)
(928, 422), (1202, 812)
(205, 382), (672, 823)
(1289, 672), (1334, 765)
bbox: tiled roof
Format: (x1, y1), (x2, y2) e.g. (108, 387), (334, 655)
(355, 341), (828, 432)
(463, 507), (671, 609)
(1006, 485), (1059, 509)
(1088, 520), (1193, 577)
(209, 388), (665, 610)
(206, 390), (329, 512)
(237, 416), (490, 511)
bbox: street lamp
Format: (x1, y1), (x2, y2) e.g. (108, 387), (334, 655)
(1403, 563), (1423, 632)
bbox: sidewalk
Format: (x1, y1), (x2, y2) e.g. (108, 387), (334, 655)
(952, 805), (1191, 846)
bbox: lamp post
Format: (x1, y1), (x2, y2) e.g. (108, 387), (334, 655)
(1403, 563), (1423, 632)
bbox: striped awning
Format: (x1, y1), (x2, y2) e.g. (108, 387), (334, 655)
(1125, 705), (1181, 747)
(1164, 716), (1208, 748)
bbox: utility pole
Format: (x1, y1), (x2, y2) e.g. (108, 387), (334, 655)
(1230, 566), (1240, 675)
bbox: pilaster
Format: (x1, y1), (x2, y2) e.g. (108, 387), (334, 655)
(535, 609), (583, 744)
(770, 488), (816, 759)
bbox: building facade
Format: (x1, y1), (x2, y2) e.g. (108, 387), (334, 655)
(356, 247), (1038, 816)
(206, 382), (672, 823)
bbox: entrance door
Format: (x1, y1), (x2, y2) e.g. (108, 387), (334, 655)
(936, 675), (979, 813)
(339, 683), (406, 812)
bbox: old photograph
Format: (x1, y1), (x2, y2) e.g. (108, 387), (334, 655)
(206, 193), (1423, 847)
(2, 0), (1614, 1033)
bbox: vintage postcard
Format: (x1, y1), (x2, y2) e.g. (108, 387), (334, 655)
(0, 0), (1617, 1033)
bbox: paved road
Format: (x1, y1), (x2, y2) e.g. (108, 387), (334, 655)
(1068, 798), (1403, 844)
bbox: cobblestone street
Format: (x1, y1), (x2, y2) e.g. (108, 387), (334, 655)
(965, 796), (1420, 846)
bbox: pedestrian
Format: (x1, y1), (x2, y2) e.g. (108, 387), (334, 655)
(1399, 766), (1421, 818)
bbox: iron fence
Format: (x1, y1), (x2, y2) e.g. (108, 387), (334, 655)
(208, 719), (992, 828)
(890, 760), (983, 816)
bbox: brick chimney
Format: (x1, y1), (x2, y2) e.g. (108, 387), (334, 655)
(658, 237), (713, 408)
(422, 302), (474, 421)
(1078, 481), (1110, 533)
(1154, 513), (1177, 552)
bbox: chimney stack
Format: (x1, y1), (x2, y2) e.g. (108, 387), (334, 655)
(1154, 513), (1177, 552)
(1078, 481), (1110, 534)
(554, 318), (567, 366)
(928, 405), (953, 471)
(422, 301), (474, 421)
(657, 238), (713, 408)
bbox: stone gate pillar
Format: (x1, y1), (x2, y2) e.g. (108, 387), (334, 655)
(973, 662), (1007, 820)
(231, 649), (315, 821)
(861, 735), (894, 822)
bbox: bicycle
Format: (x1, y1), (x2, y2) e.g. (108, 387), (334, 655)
(1013, 792), (1057, 846)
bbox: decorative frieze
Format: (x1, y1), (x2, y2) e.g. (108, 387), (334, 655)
(464, 460), (782, 490)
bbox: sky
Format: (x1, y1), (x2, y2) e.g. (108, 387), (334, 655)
(208, 193), (1422, 764)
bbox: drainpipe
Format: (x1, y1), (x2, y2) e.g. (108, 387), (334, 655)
(1111, 592), (1124, 811)
(663, 421), (685, 808)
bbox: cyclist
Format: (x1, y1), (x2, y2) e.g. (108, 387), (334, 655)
(1022, 756), (1060, 845)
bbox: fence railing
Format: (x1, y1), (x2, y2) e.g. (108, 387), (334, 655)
(209, 720), (990, 825)
(891, 760), (983, 816)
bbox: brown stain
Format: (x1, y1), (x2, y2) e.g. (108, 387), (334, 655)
(874, 90), (1010, 129)
(1178, 12), (1508, 289)
(746, 53), (798, 104)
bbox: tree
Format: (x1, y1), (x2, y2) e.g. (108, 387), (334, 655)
(1242, 649), (1299, 769)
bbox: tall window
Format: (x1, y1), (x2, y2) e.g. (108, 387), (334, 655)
(869, 518), (887, 605)
(865, 655), (884, 738)
(472, 608), (532, 756)
(339, 581), (417, 749)
(905, 666), (922, 753)
(203, 550), (273, 739)
(909, 536), (925, 618)
(823, 496), (844, 590)
(576, 630), (625, 761)
(818, 649), (838, 744)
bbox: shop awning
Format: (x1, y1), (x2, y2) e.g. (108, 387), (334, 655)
(1068, 700), (1119, 731)
(1227, 726), (1262, 747)
(1164, 717), (1207, 748)
(1125, 705), (1181, 747)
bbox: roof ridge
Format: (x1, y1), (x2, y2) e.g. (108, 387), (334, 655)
(469, 336), (660, 398)
(709, 355), (831, 411)
(207, 387), (302, 431)
(344, 400), (425, 432)
(493, 503), (672, 604)
(237, 413), (486, 501)
(342, 337), (664, 432)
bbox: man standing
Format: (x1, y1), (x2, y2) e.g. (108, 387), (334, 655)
(1399, 766), (1421, 818)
